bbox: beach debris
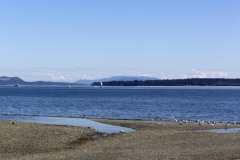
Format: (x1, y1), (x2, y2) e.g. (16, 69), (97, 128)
(12, 122), (15, 125)
(198, 121), (204, 126)
(207, 121), (214, 125)
(120, 130), (125, 133)
(155, 122), (164, 126)
(225, 122), (228, 128)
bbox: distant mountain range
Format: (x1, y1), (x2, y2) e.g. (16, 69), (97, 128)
(0, 76), (159, 86)
(0, 76), (80, 86)
(75, 76), (159, 85)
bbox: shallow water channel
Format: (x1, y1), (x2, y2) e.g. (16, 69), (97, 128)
(196, 128), (240, 133)
(0, 115), (135, 134)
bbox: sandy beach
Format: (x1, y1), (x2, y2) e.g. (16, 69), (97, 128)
(1, 119), (240, 160)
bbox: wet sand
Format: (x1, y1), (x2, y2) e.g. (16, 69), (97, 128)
(1, 119), (240, 160)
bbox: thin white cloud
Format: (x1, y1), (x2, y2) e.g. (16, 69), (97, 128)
(217, 71), (228, 77)
(189, 69), (228, 79)
(48, 73), (66, 81)
(0, 67), (239, 82)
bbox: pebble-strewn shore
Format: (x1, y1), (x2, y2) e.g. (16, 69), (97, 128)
(1, 119), (240, 160)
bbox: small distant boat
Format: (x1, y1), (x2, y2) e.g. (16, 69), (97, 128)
(68, 85), (71, 88)
(100, 82), (103, 88)
(14, 84), (20, 87)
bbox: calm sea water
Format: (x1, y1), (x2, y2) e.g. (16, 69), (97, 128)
(0, 86), (240, 123)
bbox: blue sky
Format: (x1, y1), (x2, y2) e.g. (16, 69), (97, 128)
(1, 0), (240, 82)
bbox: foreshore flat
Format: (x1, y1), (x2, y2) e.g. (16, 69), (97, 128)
(1, 119), (240, 160)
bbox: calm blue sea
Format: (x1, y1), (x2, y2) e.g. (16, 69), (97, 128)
(0, 86), (240, 123)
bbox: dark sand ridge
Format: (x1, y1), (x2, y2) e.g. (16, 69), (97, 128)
(1, 119), (240, 160)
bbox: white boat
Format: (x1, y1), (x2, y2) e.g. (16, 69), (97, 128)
(100, 82), (103, 88)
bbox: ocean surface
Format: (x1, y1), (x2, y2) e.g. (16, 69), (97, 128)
(0, 86), (240, 123)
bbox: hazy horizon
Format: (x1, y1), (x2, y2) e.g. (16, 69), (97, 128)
(1, 67), (240, 83)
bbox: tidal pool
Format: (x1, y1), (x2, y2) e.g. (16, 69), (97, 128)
(0, 115), (135, 134)
(197, 128), (240, 133)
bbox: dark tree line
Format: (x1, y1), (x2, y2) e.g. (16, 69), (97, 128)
(92, 78), (240, 86)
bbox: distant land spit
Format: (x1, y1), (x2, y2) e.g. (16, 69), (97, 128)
(92, 78), (240, 86)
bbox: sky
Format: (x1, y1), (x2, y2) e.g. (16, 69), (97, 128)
(1, 0), (240, 82)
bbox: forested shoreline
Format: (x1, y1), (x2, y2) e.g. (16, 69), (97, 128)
(92, 78), (240, 86)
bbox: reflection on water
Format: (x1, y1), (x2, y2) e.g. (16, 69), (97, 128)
(0, 115), (135, 134)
